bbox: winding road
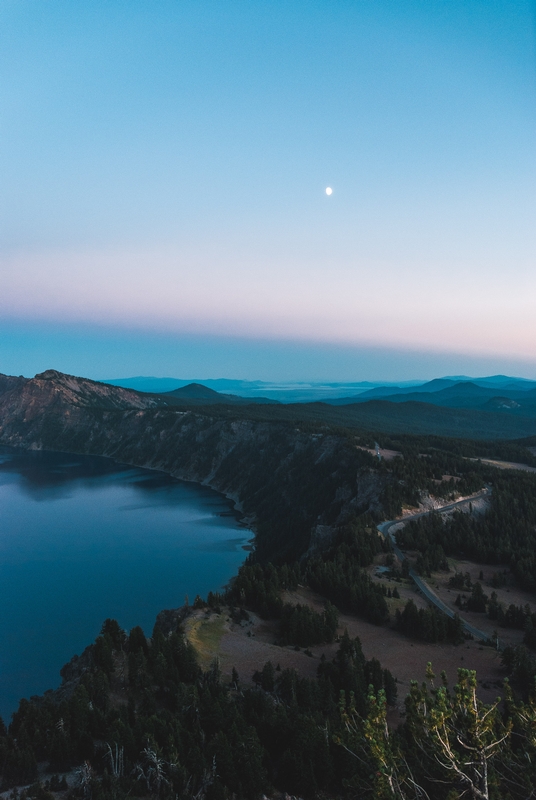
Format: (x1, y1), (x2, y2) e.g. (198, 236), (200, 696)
(377, 489), (492, 643)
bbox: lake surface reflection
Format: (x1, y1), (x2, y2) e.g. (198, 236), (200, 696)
(0, 447), (249, 721)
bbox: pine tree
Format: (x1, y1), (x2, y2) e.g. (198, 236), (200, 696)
(404, 664), (511, 800)
(336, 686), (413, 799)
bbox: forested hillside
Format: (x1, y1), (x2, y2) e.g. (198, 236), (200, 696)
(397, 470), (536, 590)
(159, 396), (536, 439)
(3, 617), (536, 799)
(5, 369), (531, 563)
(3, 370), (536, 797)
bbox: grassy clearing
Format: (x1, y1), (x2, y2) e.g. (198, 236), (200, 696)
(185, 612), (227, 667)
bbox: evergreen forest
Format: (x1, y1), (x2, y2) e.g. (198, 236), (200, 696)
(3, 400), (536, 799)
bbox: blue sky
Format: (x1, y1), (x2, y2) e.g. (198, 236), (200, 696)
(1, 0), (535, 380)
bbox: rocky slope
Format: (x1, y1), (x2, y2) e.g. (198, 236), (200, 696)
(0, 369), (388, 560)
(0, 369), (160, 412)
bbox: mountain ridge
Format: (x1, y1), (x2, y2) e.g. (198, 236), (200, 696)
(3, 369), (536, 446)
(102, 374), (536, 404)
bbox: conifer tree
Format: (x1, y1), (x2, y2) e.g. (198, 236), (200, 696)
(404, 664), (511, 800)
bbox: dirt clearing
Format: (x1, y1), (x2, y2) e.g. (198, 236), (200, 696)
(183, 585), (507, 710)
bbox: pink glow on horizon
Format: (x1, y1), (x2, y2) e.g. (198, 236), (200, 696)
(2, 243), (535, 364)
(2, 0), (535, 381)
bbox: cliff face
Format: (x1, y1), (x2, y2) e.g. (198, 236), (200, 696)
(0, 370), (160, 414)
(0, 370), (389, 560)
(0, 373), (27, 397)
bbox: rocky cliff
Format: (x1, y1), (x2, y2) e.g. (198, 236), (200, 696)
(0, 369), (160, 412)
(0, 369), (389, 560)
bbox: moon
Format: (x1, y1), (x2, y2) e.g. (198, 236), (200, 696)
(325, 187), (333, 195)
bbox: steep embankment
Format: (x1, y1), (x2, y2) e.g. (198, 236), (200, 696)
(0, 370), (389, 561)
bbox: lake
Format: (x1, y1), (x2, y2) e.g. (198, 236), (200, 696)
(0, 446), (250, 722)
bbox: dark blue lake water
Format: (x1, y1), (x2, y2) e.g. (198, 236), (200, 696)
(0, 447), (250, 722)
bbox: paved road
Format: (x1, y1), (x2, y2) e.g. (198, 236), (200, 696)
(377, 489), (492, 643)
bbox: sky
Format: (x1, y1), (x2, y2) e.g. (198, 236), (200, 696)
(1, 0), (535, 381)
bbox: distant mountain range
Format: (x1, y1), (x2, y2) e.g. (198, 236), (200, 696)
(165, 383), (277, 405)
(103, 376), (422, 403)
(104, 374), (536, 414)
(339, 375), (536, 399)
(328, 377), (536, 417)
(3, 369), (536, 440)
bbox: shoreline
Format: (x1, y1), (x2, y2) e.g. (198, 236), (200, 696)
(0, 443), (255, 720)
